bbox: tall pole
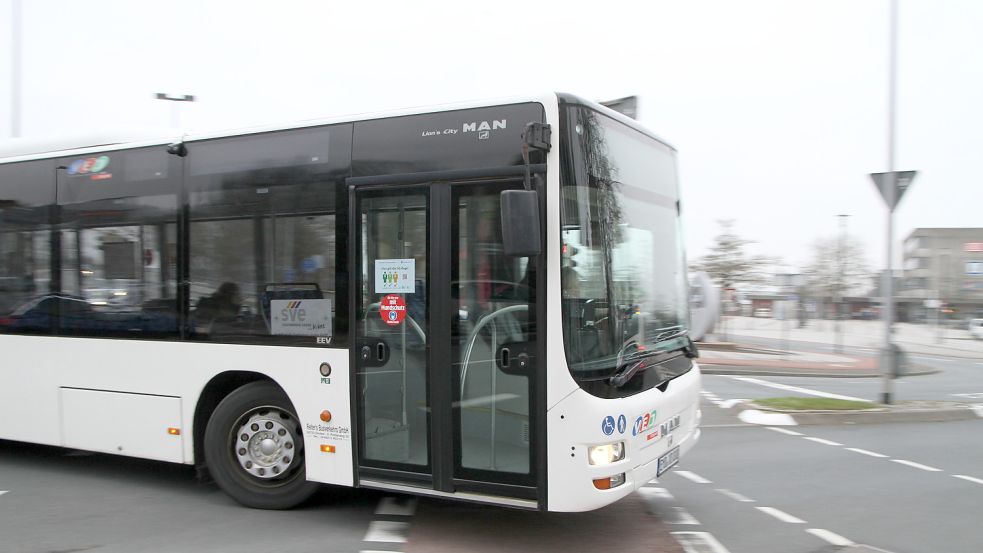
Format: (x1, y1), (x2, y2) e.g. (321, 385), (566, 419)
(881, 0), (899, 405)
(835, 214), (849, 353)
(11, 0), (23, 137)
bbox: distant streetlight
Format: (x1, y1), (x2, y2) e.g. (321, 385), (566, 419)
(154, 93), (196, 129)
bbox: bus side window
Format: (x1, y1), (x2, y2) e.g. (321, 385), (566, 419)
(187, 126), (348, 346)
(1, 161), (56, 335)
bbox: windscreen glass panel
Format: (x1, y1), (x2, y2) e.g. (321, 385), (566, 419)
(560, 108), (689, 393)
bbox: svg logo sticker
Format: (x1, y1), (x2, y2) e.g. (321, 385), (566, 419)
(617, 414), (627, 434)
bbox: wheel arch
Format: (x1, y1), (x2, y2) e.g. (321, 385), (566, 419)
(193, 371), (285, 465)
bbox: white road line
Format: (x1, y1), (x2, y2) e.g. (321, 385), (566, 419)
(731, 376), (867, 402)
(671, 531), (732, 553)
(766, 426), (803, 436)
(807, 528), (855, 546)
(715, 488), (755, 503)
(637, 487), (675, 501)
(803, 437), (844, 447)
(375, 496), (418, 516)
(675, 470), (712, 484)
(954, 474), (983, 486)
(718, 399), (748, 409)
(756, 506), (806, 524)
(0, 491), (6, 496)
(738, 409), (797, 426)
(637, 487), (675, 515)
(846, 447), (889, 458)
(667, 506), (701, 525)
(363, 521), (410, 543)
(891, 459), (943, 472)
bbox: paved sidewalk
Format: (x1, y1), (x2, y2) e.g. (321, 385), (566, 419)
(711, 316), (983, 359)
(697, 342), (885, 377)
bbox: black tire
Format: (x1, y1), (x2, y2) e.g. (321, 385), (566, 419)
(204, 381), (318, 509)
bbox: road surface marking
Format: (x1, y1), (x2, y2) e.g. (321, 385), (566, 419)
(0, 491), (6, 496)
(807, 528), (855, 546)
(756, 506), (806, 524)
(638, 487), (674, 500)
(973, 405), (983, 418)
(363, 521), (409, 543)
(950, 393), (983, 399)
(718, 399), (748, 409)
(891, 459), (943, 472)
(715, 488), (755, 502)
(953, 475), (983, 486)
(738, 409), (797, 426)
(846, 447), (889, 458)
(671, 531), (732, 553)
(667, 506), (701, 525)
(803, 437), (844, 446)
(675, 471), (712, 484)
(375, 496), (417, 516)
(731, 377), (867, 402)
(766, 426), (803, 436)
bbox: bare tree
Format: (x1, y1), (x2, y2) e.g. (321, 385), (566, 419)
(802, 234), (871, 311)
(690, 220), (774, 288)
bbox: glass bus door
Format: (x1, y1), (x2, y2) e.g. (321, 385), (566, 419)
(353, 180), (538, 498)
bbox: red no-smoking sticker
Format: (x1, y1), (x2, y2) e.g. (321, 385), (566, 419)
(379, 294), (406, 326)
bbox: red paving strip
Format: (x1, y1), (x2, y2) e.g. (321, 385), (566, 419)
(698, 355), (879, 371)
(404, 493), (683, 553)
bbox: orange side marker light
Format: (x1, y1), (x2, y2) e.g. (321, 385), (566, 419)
(167, 428), (181, 436)
(320, 444), (336, 453)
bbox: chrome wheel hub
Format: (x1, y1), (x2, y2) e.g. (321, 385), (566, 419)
(234, 410), (297, 479)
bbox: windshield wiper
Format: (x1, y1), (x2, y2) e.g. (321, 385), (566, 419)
(607, 332), (698, 387)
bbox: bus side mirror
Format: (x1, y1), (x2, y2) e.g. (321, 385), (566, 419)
(500, 190), (541, 257)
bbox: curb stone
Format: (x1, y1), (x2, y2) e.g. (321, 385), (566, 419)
(734, 401), (983, 425)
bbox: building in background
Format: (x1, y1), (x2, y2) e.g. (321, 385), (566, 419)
(900, 228), (983, 323)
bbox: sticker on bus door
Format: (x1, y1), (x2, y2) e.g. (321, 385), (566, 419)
(375, 259), (415, 293)
(379, 294), (406, 326)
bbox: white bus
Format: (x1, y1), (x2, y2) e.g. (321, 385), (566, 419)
(0, 94), (701, 512)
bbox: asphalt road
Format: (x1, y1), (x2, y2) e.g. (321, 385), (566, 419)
(656, 372), (983, 553)
(0, 441), (384, 553)
(705, 335), (983, 404)
(3, 351), (981, 553)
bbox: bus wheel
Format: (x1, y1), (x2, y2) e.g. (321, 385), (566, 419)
(204, 381), (318, 509)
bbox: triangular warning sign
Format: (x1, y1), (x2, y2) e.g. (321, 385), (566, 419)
(870, 171), (917, 211)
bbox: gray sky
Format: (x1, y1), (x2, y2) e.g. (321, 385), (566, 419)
(2, 0), (981, 272)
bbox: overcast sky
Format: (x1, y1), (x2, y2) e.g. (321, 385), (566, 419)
(2, 0), (981, 272)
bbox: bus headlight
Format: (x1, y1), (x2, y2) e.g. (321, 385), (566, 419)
(588, 442), (625, 465)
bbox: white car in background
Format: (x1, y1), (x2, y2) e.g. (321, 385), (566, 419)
(969, 318), (983, 340)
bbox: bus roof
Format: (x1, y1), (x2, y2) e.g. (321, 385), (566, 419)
(0, 93), (674, 164)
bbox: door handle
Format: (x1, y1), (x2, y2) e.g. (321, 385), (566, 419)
(500, 347), (511, 368)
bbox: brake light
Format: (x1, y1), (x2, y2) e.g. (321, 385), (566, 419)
(0, 317), (15, 325)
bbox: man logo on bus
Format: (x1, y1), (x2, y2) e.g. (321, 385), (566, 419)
(462, 119), (506, 133)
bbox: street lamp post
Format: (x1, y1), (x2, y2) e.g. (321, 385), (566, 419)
(11, 0), (23, 137)
(154, 93), (196, 129)
(834, 214), (850, 354)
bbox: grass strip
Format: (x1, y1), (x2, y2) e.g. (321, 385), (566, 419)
(755, 397), (879, 411)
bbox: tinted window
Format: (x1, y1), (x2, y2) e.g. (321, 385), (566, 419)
(56, 147), (180, 337)
(0, 160), (54, 334)
(187, 125), (351, 346)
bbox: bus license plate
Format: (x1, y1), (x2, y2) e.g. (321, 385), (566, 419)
(657, 446), (680, 476)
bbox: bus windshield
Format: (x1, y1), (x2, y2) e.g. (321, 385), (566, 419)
(560, 107), (689, 382)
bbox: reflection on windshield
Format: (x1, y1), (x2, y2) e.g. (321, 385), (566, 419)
(561, 108), (688, 375)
